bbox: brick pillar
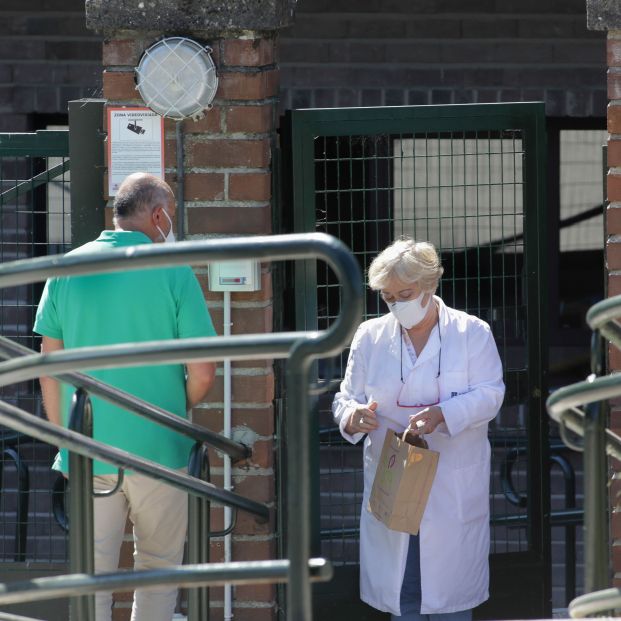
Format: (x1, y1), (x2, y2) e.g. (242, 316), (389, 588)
(589, 0), (621, 593)
(607, 30), (621, 591)
(87, 2), (294, 619)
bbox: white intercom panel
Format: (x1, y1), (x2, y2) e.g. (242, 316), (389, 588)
(207, 260), (261, 292)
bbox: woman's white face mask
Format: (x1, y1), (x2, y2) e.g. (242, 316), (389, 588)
(388, 292), (431, 329)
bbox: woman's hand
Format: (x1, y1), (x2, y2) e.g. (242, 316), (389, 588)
(409, 406), (444, 435)
(346, 401), (379, 435)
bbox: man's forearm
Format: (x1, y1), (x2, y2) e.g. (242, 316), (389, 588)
(40, 375), (61, 425)
(39, 336), (65, 425)
(186, 362), (216, 410)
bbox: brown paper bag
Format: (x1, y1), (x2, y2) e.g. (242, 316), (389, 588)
(369, 427), (439, 535)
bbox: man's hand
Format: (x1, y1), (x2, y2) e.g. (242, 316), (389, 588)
(39, 336), (64, 425)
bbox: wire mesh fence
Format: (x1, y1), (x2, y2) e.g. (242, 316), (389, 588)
(313, 129), (532, 558)
(0, 137), (71, 566)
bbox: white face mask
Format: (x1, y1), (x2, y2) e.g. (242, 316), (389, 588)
(156, 209), (176, 243)
(389, 292), (431, 329)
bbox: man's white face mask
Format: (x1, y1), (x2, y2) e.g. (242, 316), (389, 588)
(388, 292), (431, 329)
(156, 209), (176, 243)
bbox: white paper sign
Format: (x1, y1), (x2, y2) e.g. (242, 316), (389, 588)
(107, 107), (165, 196)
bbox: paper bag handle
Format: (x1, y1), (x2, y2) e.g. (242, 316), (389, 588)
(402, 419), (425, 442)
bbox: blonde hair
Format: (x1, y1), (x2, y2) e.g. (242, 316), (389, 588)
(368, 238), (443, 292)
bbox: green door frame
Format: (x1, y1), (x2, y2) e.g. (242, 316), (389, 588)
(282, 102), (550, 619)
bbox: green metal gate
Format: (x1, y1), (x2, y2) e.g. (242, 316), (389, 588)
(280, 103), (550, 619)
(0, 129), (71, 620)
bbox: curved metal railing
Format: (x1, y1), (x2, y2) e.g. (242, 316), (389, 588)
(0, 336), (251, 461)
(0, 232), (363, 621)
(546, 294), (621, 616)
(568, 588), (621, 618)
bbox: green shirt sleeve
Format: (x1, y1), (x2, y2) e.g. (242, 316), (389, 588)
(176, 268), (217, 339)
(33, 278), (63, 339)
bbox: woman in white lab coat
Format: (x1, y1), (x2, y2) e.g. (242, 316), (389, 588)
(332, 238), (505, 621)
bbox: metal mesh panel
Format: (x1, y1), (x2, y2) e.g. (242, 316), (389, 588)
(0, 145), (71, 565)
(313, 130), (530, 564)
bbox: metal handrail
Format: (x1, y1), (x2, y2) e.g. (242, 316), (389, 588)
(0, 333), (306, 388)
(0, 559), (333, 606)
(0, 612), (46, 621)
(568, 587), (621, 617)
(187, 442), (211, 618)
(547, 373), (621, 462)
(0, 336), (250, 462)
(546, 295), (621, 614)
(0, 232), (363, 621)
(586, 295), (621, 339)
(0, 397), (269, 519)
(67, 389), (95, 618)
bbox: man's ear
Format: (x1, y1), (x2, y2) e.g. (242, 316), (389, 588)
(151, 205), (162, 225)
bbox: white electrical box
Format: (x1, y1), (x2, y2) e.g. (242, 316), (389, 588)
(207, 260), (261, 292)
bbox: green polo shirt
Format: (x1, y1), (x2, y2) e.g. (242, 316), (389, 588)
(33, 230), (216, 475)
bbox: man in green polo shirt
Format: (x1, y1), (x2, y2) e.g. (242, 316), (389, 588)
(34, 172), (216, 621)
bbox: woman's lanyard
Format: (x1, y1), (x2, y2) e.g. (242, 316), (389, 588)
(397, 327), (441, 409)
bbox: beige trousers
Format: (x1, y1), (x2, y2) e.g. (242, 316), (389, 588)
(92, 472), (188, 621)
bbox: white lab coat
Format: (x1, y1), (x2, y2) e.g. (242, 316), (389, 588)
(332, 296), (505, 616)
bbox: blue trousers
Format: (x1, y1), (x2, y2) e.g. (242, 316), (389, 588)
(391, 607), (473, 621)
(391, 535), (472, 621)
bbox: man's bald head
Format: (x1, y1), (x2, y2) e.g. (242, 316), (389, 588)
(113, 173), (174, 221)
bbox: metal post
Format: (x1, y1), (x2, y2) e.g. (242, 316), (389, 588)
(285, 346), (312, 621)
(583, 333), (609, 593)
(68, 99), (106, 249)
(583, 399), (608, 593)
(68, 388), (95, 621)
(187, 443), (210, 620)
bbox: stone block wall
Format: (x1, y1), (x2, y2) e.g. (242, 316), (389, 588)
(0, 0), (609, 133)
(280, 0), (607, 118)
(0, 0), (102, 130)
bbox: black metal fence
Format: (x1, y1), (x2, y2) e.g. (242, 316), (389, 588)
(0, 130), (71, 574)
(284, 103), (552, 618)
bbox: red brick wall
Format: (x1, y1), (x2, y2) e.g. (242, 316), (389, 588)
(606, 32), (621, 589)
(102, 35), (278, 621)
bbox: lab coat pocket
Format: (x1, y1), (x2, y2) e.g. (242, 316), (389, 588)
(453, 460), (489, 523)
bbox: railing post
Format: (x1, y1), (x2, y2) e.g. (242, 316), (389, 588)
(187, 443), (210, 621)
(68, 388), (95, 621)
(583, 333), (609, 594)
(285, 346), (312, 621)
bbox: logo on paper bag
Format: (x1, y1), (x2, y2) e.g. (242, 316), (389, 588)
(408, 452), (423, 465)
